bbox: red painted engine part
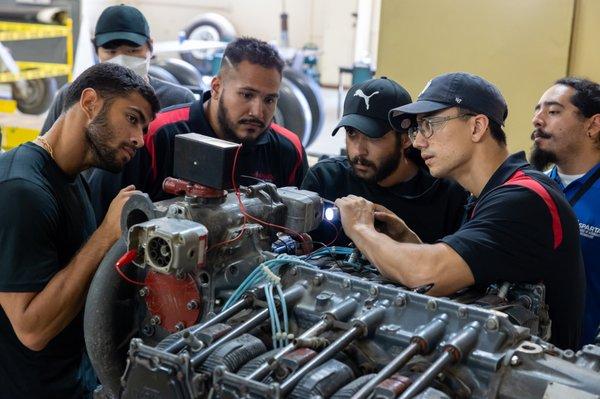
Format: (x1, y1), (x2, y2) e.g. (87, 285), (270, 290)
(144, 270), (201, 333)
(162, 177), (227, 199)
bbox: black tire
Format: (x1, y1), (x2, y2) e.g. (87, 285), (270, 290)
(276, 76), (312, 146)
(180, 13), (236, 75)
(159, 58), (203, 86)
(283, 68), (325, 147)
(148, 64), (179, 85)
(12, 77), (58, 115)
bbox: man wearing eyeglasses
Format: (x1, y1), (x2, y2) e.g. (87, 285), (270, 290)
(335, 72), (584, 350)
(301, 77), (467, 246)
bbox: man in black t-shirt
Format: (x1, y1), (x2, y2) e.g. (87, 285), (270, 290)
(335, 72), (584, 350)
(86, 37), (308, 221)
(301, 77), (467, 245)
(0, 63), (159, 398)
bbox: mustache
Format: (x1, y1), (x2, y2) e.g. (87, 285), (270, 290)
(238, 117), (265, 128)
(350, 156), (375, 168)
(531, 128), (551, 141)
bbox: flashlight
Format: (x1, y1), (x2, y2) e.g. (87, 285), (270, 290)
(323, 200), (340, 222)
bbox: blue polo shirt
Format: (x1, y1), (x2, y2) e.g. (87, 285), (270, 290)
(549, 162), (600, 346)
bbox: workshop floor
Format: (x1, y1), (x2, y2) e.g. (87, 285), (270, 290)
(0, 87), (346, 164)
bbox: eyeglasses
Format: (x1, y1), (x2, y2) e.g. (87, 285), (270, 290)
(408, 113), (476, 142)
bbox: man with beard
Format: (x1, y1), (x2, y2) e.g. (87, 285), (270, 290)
(335, 72), (584, 349)
(531, 77), (600, 345)
(0, 63), (159, 398)
(87, 36), (307, 214)
(301, 77), (467, 246)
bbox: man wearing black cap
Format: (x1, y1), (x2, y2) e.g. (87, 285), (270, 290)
(40, 4), (195, 133)
(301, 77), (467, 245)
(335, 72), (585, 350)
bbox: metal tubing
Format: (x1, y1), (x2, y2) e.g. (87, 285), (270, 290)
(351, 342), (420, 399)
(190, 284), (306, 367)
(164, 295), (253, 353)
(280, 325), (362, 395)
(398, 351), (453, 399)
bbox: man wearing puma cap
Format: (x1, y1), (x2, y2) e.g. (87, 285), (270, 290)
(335, 72), (584, 349)
(301, 77), (467, 246)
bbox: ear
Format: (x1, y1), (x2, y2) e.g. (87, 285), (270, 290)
(211, 75), (222, 101)
(470, 114), (489, 143)
(80, 88), (100, 121)
(399, 132), (412, 150)
(587, 113), (600, 140)
(147, 38), (155, 57)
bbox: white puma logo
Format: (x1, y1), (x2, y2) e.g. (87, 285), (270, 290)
(354, 89), (379, 110)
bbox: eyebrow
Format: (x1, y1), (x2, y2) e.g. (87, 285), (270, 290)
(534, 101), (564, 111)
(127, 106), (148, 126)
(239, 86), (279, 98)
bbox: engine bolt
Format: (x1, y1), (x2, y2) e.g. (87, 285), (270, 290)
(485, 317), (499, 331)
(342, 279), (351, 289)
(510, 355), (520, 366)
(394, 294), (407, 307)
(290, 267), (298, 276)
(313, 273), (324, 286)
(175, 322), (185, 331)
(141, 325), (155, 337)
(138, 287), (149, 297)
(457, 306), (468, 318)
(369, 286), (379, 296)
(150, 315), (161, 326)
(426, 299), (437, 311)
(187, 300), (199, 310)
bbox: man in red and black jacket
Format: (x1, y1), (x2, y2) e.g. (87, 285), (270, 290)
(86, 37), (308, 220)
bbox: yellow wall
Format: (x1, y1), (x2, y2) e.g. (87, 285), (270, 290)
(377, 0), (574, 153)
(568, 0), (600, 82)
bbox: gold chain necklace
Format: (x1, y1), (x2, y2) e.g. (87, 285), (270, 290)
(35, 136), (54, 160)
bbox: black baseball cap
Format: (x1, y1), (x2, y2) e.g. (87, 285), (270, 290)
(332, 77), (412, 138)
(389, 72), (508, 130)
(94, 5), (150, 47)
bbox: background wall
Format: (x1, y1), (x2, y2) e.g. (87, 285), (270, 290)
(377, 0), (575, 154)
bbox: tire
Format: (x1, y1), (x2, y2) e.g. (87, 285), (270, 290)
(148, 64), (179, 85)
(12, 77), (58, 115)
(283, 68), (325, 147)
(276, 76), (312, 147)
(159, 58), (203, 87)
(180, 13), (236, 75)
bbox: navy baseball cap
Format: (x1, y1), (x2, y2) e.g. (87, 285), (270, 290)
(94, 5), (150, 47)
(389, 72), (508, 130)
(332, 77), (412, 138)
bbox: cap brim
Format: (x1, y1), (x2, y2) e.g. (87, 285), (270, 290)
(332, 114), (390, 138)
(95, 31), (148, 47)
(388, 100), (451, 131)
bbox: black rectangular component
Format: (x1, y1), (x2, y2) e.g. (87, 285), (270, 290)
(173, 133), (240, 189)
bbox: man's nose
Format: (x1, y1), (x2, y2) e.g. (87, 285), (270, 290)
(249, 98), (263, 118)
(532, 109), (544, 128)
(131, 128), (144, 149)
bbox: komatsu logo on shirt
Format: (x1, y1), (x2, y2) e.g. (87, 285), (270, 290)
(580, 222), (600, 239)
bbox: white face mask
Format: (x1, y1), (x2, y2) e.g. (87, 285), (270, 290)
(106, 54), (150, 78)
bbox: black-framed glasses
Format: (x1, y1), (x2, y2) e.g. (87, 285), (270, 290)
(408, 113), (476, 142)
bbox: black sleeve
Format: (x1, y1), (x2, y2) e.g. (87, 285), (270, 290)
(0, 180), (60, 292)
(441, 186), (557, 287)
(40, 84), (68, 134)
(300, 165), (323, 194)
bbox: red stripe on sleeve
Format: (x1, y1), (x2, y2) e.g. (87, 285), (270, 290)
(144, 106), (190, 181)
(270, 123), (304, 185)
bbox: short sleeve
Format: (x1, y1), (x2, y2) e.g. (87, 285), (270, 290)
(0, 179), (60, 292)
(441, 186), (557, 287)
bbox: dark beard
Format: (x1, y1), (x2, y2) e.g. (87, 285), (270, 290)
(85, 104), (124, 173)
(217, 95), (267, 144)
(348, 146), (402, 184)
(530, 144), (557, 172)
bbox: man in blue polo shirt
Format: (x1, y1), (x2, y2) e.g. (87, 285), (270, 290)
(531, 77), (600, 346)
(335, 72), (584, 350)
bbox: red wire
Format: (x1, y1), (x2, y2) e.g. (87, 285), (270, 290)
(323, 219), (340, 247)
(114, 249), (146, 286)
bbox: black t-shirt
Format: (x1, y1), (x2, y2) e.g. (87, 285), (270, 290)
(0, 143), (97, 398)
(86, 92), (308, 222)
(301, 156), (468, 245)
(442, 152), (585, 350)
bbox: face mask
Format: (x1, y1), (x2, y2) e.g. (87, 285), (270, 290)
(106, 54), (150, 78)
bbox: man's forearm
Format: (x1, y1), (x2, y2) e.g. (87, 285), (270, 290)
(17, 227), (115, 349)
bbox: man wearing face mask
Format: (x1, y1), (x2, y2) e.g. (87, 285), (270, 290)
(40, 4), (195, 134)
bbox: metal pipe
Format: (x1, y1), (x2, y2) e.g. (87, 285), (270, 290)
(190, 284), (306, 367)
(245, 296), (358, 381)
(280, 306), (385, 395)
(164, 295), (253, 353)
(398, 351), (454, 399)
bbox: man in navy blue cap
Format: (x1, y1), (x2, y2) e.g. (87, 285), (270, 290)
(335, 72), (585, 350)
(301, 77), (467, 245)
